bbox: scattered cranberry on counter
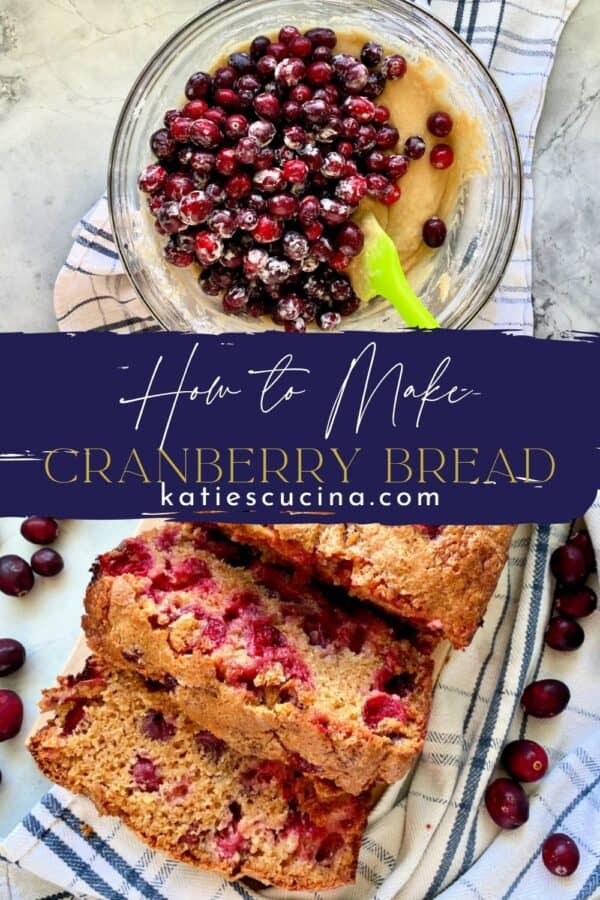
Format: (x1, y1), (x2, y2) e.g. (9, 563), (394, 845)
(521, 678), (570, 718)
(484, 778), (529, 829)
(542, 833), (580, 877)
(20, 516), (59, 546)
(501, 740), (548, 783)
(0, 639), (26, 677)
(31, 548), (64, 578)
(0, 555), (34, 597)
(0, 689), (23, 741)
(544, 615), (584, 651)
(550, 543), (589, 587)
(554, 585), (596, 618)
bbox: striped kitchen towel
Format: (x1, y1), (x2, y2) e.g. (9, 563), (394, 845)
(2, 504), (599, 899)
(53, 0), (580, 336)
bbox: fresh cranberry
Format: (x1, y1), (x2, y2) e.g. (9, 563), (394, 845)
(521, 679), (570, 717)
(312, 45), (332, 62)
(405, 135), (426, 159)
(138, 163), (167, 193)
(298, 194), (320, 224)
(225, 172), (252, 200)
(267, 193), (298, 218)
(236, 208), (259, 232)
(223, 284), (251, 313)
(280, 159), (306, 186)
(228, 51), (254, 74)
(0, 556), (34, 597)
(247, 120), (275, 148)
(183, 98), (209, 118)
(427, 110), (453, 137)
(163, 172), (194, 201)
(485, 778), (529, 829)
(141, 710), (175, 741)
(341, 116), (360, 138)
(220, 243), (244, 269)
(250, 35), (270, 60)
(319, 151), (344, 178)
(190, 118), (222, 149)
(185, 71), (212, 100)
(253, 92), (280, 119)
(21, 516), (59, 545)
(430, 143), (454, 169)
(544, 615), (584, 651)
(194, 231), (224, 265)
(554, 585), (597, 618)
(235, 136), (260, 165)
(157, 201), (186, 234)
(366, 150), (387, 172)
(550, 543), (588, 586)
(275, 57), (306, 87)
(542, 834), (580, 876)
(303, 98), (330, 124)
(169, 116), (193, 142)
(320, 198), (351, 225)
(319, 311), (341, 331)
(189, 150), (215, 173)
(0, 639), (26, 677)
(203, 107), (227, 127)
(423, 217), (447, 248)
(163, 108), (181, 127)
(164, 243), (194, 267)
(328, 275), (353, 302)
(200, 266), (234, 295)
(387, 154), (410, 180)
(278, 25), (300, 44)
(568, 530), (596, 571)
(275, 295), (304, 322)
(208, 209), (237, 239)
(31, 548), (64, 577)
(306, 61), (333, 86)
(360, 41), (383, 68)
(131, 756), (162, 792)
(501, 739), (548, 782)
(0, 689), (23, 741)
(256, 54), (277, 80)
(383, 54), (407, 79)
(289, 34), (312, 58)
(305, 27), (337, 49)
(376, 125), (400, 150)
(363, 692), (406, 728)
(364, 70), (386, 99)
(215, 147), (238, 176)
(341, 96), (375, 123)
(336, 222), (364, 257)
(243, 248), (269, 277)
(355, 123), (377, 152)
(303, 221), (323, 241)
(150, 128), (176, 160)
(343, 61), (369, 93)
(252, 214), (283, 244)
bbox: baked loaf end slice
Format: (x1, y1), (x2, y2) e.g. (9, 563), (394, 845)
(29, 659), (370, 892)
(217, 524), (516, 648)
(83, 524), (434, 796)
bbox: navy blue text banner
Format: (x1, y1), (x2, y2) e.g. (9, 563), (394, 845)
(2, 330), (598, 523)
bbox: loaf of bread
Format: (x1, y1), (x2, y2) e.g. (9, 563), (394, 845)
(83, 523), (434, 795)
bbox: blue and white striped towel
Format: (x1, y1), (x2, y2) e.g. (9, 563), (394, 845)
(2, 506), (599, 899)
(53, 0), (580, 337)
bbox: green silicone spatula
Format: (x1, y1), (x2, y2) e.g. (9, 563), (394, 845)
(352, 213), (439, 329)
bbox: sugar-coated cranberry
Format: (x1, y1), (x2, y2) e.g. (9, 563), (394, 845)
(138, 163), (167, 193)
(0, 639), (26, 677)
(225, 172), (252, 199)
(0, 555), (34, 597)
(383, 54), (407, 79)
(305, 27), (337, 49)
(163, 108), (181, 127)
(343, 62), (369, 93)
(550, 543), (588, 586)
(320, 152), (345, 178)
(21, 516), (59, 545)
(501, 739), (548, 782)
(189, 118), (222, 149)
(303, 98), (330, 124)
(405, 135), (426, 159)
(194, 231), (224, 265)
(254, 214), (284, 243)
(336, 221), (364, 257)
(554, 585), (597, 618)
(157, 201), (185, 234)
(361, 41), (383, 68)
(235, 136), (260, 165)
(243, 248), (269, 277)
(200, 266), (233, 295)
(208, 209), (237, 239)
(355, 124), (377, 152)
(234, 209), (257, 233)
(544, 615), (585, 651)
(320, 198), (351, 225)
(485, 778), (529, 829)
(568, 530), (596, 571)
(31, 548), (64, 577)
(131, 755), (162, 792)
(223, 283), (251, 313)
(430, 143), (454, 169)
(0, 689), (23, 741)
(183, 98), (209, 118)
(280, 231), (309, 261)
(141, 710), (176, 741)
(268, 193), (298, 217)
(284, 317), (306, 333)
(335, 175), (368, 205)
(275, 295), (304, 322)
(329, 275), (353, 302)
(428, 110), (454, 137)
(376, 125), (400, 150)
(164, 242), (194, 267)
(282, 159), (308, 185)
(215, 147), (238, 176)
(387, 154), (410, 180)
(248, 119), (276, 147)
(252, 168), (285, 193)
(253, 92), (280, 120)
(169, 116), (193, 142)
(366, 150), (387, 172)
(185, 71), (212, 100)
(189, 150), (215, 173)
(342, 95), (375, 123)
(341, 116), (360, 139)
(259, 256), (291, 285)
(319, 311), (342, 331)
(150, 128), (176, 160)
(521, 679), (570, 717)
(542, 834), (580, 877)
(163, 172), (194, 201)
(364, 70), (386, 99)
(275, 57), (306, 87)
(423, 217), (447, 248)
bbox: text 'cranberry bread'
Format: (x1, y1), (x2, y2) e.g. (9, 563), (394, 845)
(83, 523), (434, 795)
(217, 524), (516, 648)
(28, 660), (369, 891)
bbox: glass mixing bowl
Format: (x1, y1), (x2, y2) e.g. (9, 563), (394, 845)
(108, 0), (522, 332)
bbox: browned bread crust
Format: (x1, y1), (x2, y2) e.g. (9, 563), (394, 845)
(28, 660), (369, 892)
(217, 524), (515, 648)
(83, 524), (434, 795)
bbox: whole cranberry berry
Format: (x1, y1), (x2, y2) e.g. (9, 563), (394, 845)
(405, 135), (426, 159)
(208, 209), (237, 239)
(320, 198), (351, 225)
(544, 615), (585, 651)
(276, 294), (304, 322)
(341, 116), (360, 138)
(306, 61), (333, 85)
(554, 585), (597, 618)
(355, 124), (377, 152)
(361, 41), (383, 68)
(169, 116), (194, 142)
(228, 51), (254, 74)
(21, 516), (59, 545)
(275, 57), (306, 87)
(194, 231), (224, 266)
(550, 543), (588, 586)
(31, 548), (64, 577)
(383, 54), (407, 79)
(568, 530), (596, 571)
(344, 62), (369, 93)
(163, 172), (194, 201)
(319, 311), (342, 331)
(214, 64), (238, 88)
(189, 118), (222, 149)
(366, 150), (388, 172)
(150, 128), (175, 160)
(305, 27), (337, 49)
(185, 71), (212, 100)
(364, 71), (386, 99)
(428, 110), (454, 137)
(163, 108), (181, 128)
(0, 555), (34, 596)
(485, 778), (529, 829)
(0, 639), (26, 677)
(521, 679), (570, 718)
(284, 317), (307, 333)
(203, 107), (227, 127)
(225, 172), (252, 200)
(279, 25), (300, 44)
(254, 215), (284, 243)
(501, 739), (548, 782)
(235, 209), (259, 232)
(215, 147), (238, 176)
(164, 242), (194, 268)
(336, 175), (368, 205)
(268, 194), (298, 217)
(289, 35), (313, 58)
(223, 283), (250, 312)
(0, 689), (23, 741)
(253, 168), (286, 193)
(282, 100), (303, 122)
(235, 136), (260, 165)
(430, 143), (455, 169)
(321, 152), (345, 178)
(302, 98), (330, 125)
(283, 159), (309, 185)
(387, 154), (410, 180)
(282, 231), (309, 261)
(423, 217), (447, 248)
(376, 125), (400, 150)
(343, 96), (375, 123)
(542, 834), (580, 877)
(224, 114), (248, 139)
(256, 54), (277, 80)
(312, 45), (332, 62)
(138, 164), (167, 194)
(298, 195), (321, 224)
(253, 92), (280, 120)
(336, 222), (364, 257)
(189, 150), (215, 174)
(250, 35), (270, 60)
(183, 100), (209, 121)
(248, 120), (276, 147)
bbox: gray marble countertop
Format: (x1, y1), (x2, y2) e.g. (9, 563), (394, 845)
(0, 0), (598, 335)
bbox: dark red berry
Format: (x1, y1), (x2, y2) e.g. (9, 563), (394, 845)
(521, 679), (570, 718)
(183, 99), (209, 119)
(203, 107), (227, 127)
(283, 159), (309, 184)
(164, 243), (194, 267)
(542, 834), (580, 877)
(223, 283), (250, 312)
(208, 209), (237, 239)
(430, 143), (454, 169)
(289, 35), (313, 58)
(163, 172), (194, 201)
(319, 311), (341, 331)
(185, 71), (212, 100)
(568, 531), (595, 571)
(235, 136), (260, 165)
(282, 231), (309, 261)
(131, 755), (162, 792)
(376, 125), (399, 149)
(336, 222), (364, 257)
(194, 231), (223, 265)
(138, 164), (167, 193)
(250, 35), (270, 60)
(312, 45), (332, 62)
(335, 175), (367, 205)
(248, 120), (276, 146)
(163, 108), (181, 128)
(550, 543), (588, 586)
(21, 516), (59, 545)
(215, 147), (238, 176)
(423, 217), (447, 248)
(366, 150), (387, 172)
(383, 54), (407, 79)
(284, 318), (307, 333)
(253, 167), (286, 193)
(405, 135), (426, 159)
(150, 128), (176, 160)
(141, 710), (175, 741)
(485, 778), (529, 829)
(225, 172), (252, 200)
(342, 96), (374, 123)
(268, 194), (298, 217)
(320, 198), (351, 225)
(0, 639), (26, 677)
(304, 28), (337, 49)
(544, 616), (584, 651)
(501, 740), (548, 782)
(302, 98), (330, 125)
(361, 41), (383, 68)
(387, 154), (409, 180)
(306, 61), (333, 85)
(0, 555), (34, 597)
(254, 215), (283, 243)
(256, 55), (277, 80)
(169, 116), (193, 142)
(275, 57), (306, 88)
(364, 71), (386, 99)
(554, 585), (597, 618)
(31, 548), (64, 577)
(279, 25), (300, 44)
(189, 118), (222, 149)
(373, 105), (390, 125)
(253, 92), (280, 120)
(343, 62), (369, 93)
(0, 689), (23, 740)
(228, 51), (254, 74)
(427, 110), (453, 137)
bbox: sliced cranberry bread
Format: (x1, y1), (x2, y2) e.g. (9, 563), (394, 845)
(29, 659), (368, 891)
(83, 523), (434, 795)
(218, 524), (516, 648)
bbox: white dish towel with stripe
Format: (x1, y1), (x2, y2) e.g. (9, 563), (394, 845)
(54, 0), (579, 336)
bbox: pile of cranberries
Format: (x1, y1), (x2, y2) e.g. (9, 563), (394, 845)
(138, 25), (454, 331)
(484, 528), (596, 878)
